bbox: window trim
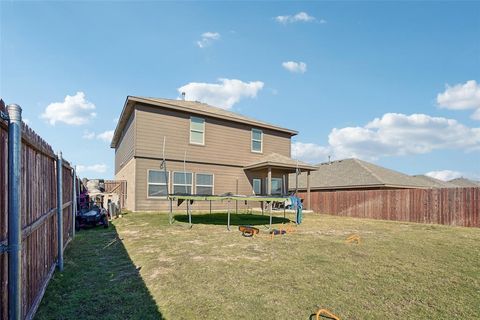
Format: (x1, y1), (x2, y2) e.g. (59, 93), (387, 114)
(190, 116), (205, 146)
(252, 178), (262, 195)
(251, 128), (263, 153)
(195, 173), (215, 195)
(172, 171), (193, 195)
(147, 169), (170, 199)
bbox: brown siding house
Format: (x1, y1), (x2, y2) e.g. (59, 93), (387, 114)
(111, 96), (316, 212)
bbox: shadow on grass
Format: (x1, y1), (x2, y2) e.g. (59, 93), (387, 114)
(35, 224), (163, 320)
(174, 212), (291, 226)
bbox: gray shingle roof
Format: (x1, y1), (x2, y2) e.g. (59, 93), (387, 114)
(244, 153), (317, 171)
(290, 158), (433, 190)
(411, 175), (458, 188)
(448, 178), (480, 187)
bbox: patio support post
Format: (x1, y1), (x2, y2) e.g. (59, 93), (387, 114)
(7, 104), (22, 320)
(267, 167), (272, 195)
(267, 167), (272, 214)
(307, 170), (311, 211)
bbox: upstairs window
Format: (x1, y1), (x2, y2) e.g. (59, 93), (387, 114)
(196, 173), (214, 195)
(251, 128), (263, 153)
(190, 116), (205, 145)
(173, 171), (193, 194)
(148, 170), (168, 198)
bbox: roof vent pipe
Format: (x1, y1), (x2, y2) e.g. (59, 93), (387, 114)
(328, 155), (331, 164)
(181, 92), (186, 100)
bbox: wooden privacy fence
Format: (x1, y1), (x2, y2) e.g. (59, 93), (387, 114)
(0, 100), (77, 320)
(301, 187), (479, 227)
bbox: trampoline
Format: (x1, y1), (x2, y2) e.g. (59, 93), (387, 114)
(168, 194), (302, 230)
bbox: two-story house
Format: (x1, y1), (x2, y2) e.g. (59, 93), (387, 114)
(111, 96), (316, 212)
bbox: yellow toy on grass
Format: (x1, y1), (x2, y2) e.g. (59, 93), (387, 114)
(345, 234), (361, 244)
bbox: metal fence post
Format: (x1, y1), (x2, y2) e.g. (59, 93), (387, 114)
(72, 166), (77, 238)
(56, 151), (64, 271)
(7, 104), (22, 320)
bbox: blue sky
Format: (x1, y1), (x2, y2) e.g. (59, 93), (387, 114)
(1, 1), (479, 180)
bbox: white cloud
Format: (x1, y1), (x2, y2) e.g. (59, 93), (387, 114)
(437, 80), (480, 120)
(96, 130), (114, 143)
(425, 170), (463, 181)
(275, 12), (316, 24)
(197, 32), (220, 48)
(282, 61), (307, 74)
(293, 113), (480, 163)
(76, 164), (108, 174)
(328, 113), (480, 160)
(113, 117), (119, 123)
(177, 78), (264, 109)
(41, 92), (96, 125)
(82, 129), (114, 142)
(292, 142), (331, 164)
(82, 130), (95, 139)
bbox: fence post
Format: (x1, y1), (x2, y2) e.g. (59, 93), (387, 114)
(56, 151), (64, 271)
(72, 166), (77, 238)
(7, 104), (22, 320)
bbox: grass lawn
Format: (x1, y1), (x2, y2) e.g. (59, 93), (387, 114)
(36, 211), (480, 319)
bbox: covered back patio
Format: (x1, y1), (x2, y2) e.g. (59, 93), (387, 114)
(243, 153), (317, 210)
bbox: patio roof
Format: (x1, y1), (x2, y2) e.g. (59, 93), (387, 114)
(244, 153), (317, 171)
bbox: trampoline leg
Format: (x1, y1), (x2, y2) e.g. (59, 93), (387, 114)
(169, 198), (173, 225)
(227, 201), (231, 231)
(209, 200), (212, 214)
(187, 201), (192, 228)
(269, 204), (273, 230)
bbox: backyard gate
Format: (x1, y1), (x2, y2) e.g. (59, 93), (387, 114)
(104, 180), (127, 210)
(0, 100), (78, 320)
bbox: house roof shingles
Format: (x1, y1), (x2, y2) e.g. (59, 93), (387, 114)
(411, 175), (458, 188)
(448, 177), (480, 187)
(291, 158), (434, 190)
(244, 153), (317, 171)
(111, 96), (298, 148)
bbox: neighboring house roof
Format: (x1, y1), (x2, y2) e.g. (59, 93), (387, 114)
(411, 175), (458, 188)
(244, 153), (317, 171)
(111, 96), (298, 148)
(447, 178), (480, 187)
(290, 158), (432, 190)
